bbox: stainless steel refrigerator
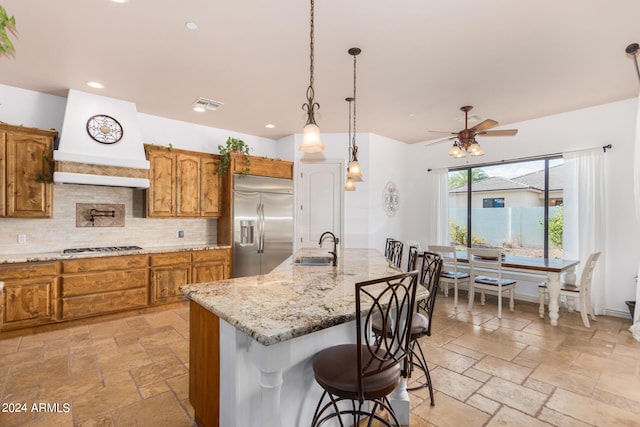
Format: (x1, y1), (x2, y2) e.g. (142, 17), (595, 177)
(232, 175), (294, 278)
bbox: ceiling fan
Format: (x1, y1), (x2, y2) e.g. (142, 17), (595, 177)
(428, 106), (518, 158)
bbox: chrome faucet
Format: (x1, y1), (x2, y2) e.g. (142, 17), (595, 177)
(319, 231), (339, 266)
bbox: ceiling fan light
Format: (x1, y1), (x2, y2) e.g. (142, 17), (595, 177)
(300, 123), (325, 152)
(449, 145), (465, 158)
(468, 142), (484, 156)
(344, 177), (356, 191)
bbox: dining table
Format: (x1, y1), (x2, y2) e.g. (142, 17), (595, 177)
(456, 251), (580, 326)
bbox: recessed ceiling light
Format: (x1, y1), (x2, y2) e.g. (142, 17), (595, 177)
(265, 124), (275, 129)
(185, 22), (198, 30)
(87, 81), (104, 89)
(111, 0), (130, 3)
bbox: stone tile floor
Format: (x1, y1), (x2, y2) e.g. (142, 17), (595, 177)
(1, 293), (639, 426)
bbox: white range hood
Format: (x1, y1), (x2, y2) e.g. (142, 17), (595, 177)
(54, 90), (150, 188)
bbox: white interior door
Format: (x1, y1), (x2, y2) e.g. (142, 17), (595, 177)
(298, 162), (343, 248)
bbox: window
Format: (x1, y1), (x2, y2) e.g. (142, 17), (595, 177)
(483, 198), (504, 208)
(448, 156), (564, 258)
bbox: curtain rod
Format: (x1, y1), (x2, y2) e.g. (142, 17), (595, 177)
(561, 144), (613, 156)
(430, 144), (612, 172)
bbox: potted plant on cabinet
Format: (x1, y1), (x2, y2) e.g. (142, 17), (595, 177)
(218, 137), (251, 175)
(0, 5), (17, 57)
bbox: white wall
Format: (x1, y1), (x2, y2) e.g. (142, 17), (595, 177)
(0, 84), (66, 131)
(367, 134), (409, 253)
(138, 113), (277, 157)
(406, 97), (640, 317)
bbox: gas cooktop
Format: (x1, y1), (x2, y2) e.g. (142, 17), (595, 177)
(62, 245), (143, 254)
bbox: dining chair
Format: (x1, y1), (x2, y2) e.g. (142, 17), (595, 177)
(311, 271), (419, 426)
(372, 251), (443, 405)
(467, 248), (515, 319)
(384, 238), (403, 269)
(538, 252), (601, 328)
(428, 244), (470, 307)
(407, 244), (419, 272)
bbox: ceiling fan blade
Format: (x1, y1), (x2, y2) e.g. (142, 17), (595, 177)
(424, 136), (456, 147)
(470, 119), (498, 132)
(477, 129), (518, 136)
(428, 130), (458, 135)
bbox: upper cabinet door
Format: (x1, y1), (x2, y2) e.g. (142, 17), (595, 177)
(5, 129), (54, 218)
(176, 152), (201, 217)
(200, 156), (221, 217)
(147, 148), (176, 217)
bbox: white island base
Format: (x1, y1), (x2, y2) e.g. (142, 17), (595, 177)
(219, 316), (411, 427)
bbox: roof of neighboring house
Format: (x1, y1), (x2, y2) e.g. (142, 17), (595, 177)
(511, 164), (564, 191)
(449, 164), (564, 194)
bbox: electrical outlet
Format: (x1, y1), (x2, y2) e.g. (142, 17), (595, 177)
(17, 234), (27, 244)
(177, 230), (184, 238)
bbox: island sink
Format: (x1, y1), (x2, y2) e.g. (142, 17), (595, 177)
(293, 256), (334, 266)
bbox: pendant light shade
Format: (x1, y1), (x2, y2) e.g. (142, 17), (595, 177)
(347, 160), (362, 179)
(299, 0), (324, 153)
(347, 144), (362, 180)
(344, 176), (356, 191)
(301, 123), (324, 152)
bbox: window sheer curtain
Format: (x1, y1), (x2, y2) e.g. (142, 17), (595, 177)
(563, 148), (606, 315)
(427, 168), (450, 246)
(632, 93), (640, 339)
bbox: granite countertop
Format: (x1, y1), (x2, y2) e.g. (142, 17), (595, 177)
(181, 248), (426, 346)
(0, 244), (232, 264)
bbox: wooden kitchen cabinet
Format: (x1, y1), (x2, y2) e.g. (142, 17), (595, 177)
(145, 145), (221, 218)
(150, 252), (191, 304)
(60, 254), (149, 320)
(176, 152), (201, 216)
(0, 261), (58, 331)
(0, 123), (56, 218)
(192, 248), (232, 283)
(0, 247), (231, 335)
(146, 147), (176, 217)
(200, 156), (221, 216)
(232, 154), (293, 179)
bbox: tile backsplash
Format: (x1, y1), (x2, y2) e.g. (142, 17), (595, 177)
(0, 184), (217, 255)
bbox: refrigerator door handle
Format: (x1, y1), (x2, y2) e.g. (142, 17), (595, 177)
(257, 203), (265, 253)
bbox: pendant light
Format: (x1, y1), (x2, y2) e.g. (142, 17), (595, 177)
(344, 97), (356, 191)
(299, 0), (325, 153)
(347, 47), (363, 181)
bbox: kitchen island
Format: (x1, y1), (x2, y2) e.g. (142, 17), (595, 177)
(181, 248), (423, 427)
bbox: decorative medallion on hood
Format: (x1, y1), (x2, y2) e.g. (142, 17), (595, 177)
(86, 114), (123, 144)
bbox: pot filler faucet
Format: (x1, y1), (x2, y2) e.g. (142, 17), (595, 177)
(319, 231), (339, 266)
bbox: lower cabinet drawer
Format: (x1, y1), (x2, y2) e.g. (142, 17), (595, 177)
(61, 287), (148, 320)
(61, 270), (148, 297)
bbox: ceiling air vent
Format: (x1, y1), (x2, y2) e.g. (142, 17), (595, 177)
(192, 97), (224, 112)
